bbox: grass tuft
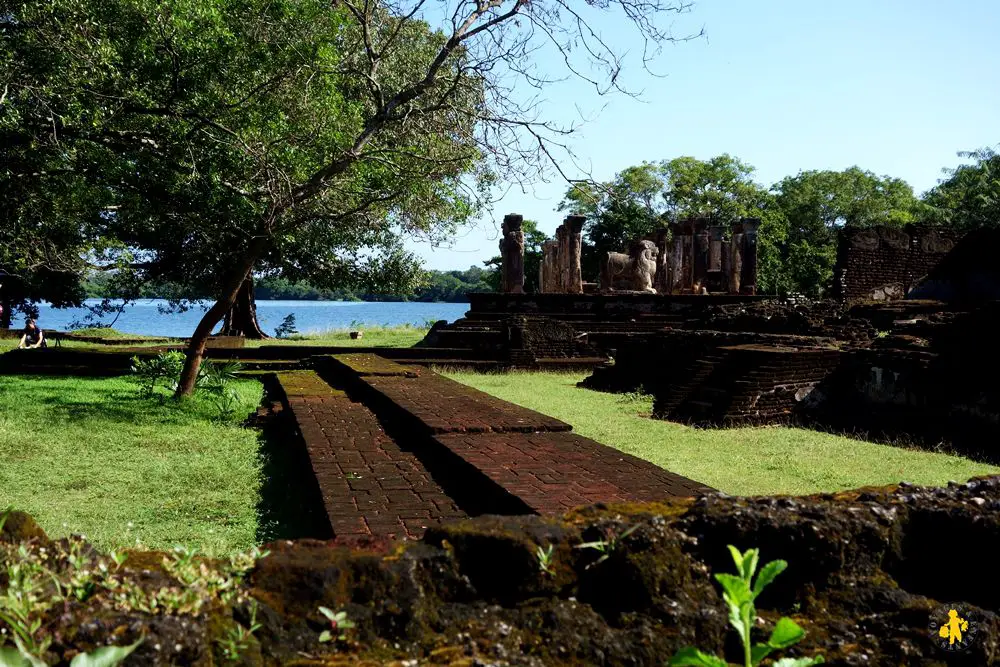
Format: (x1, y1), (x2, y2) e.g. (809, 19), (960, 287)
(443, 370), (1000, 496)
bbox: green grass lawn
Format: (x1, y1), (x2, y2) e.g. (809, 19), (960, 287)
(0, 375), (263, 554)
(253, 324), (429, 348)
(444, 370), (1000, 496)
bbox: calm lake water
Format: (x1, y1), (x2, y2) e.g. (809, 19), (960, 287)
(21, 299), (470, 338)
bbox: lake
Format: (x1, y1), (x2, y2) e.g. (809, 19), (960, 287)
(21, 299), (470, 338)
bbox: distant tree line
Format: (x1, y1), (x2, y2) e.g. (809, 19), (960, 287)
(82, 268), (494, 303)
(559, 148), (1000, 298)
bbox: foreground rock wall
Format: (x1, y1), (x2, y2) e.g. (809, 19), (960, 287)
(5, 477), (1000, 665)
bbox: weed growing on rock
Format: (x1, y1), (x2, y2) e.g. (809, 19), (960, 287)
(575, 522), (641, 569)
(217, 601), (261, 662)
(0, 528), (268, 664)
(317, 607), (355, 644)
(536, 544), (555, 576)
(669, 546), (824, 667)
(0, 637), (142, 667)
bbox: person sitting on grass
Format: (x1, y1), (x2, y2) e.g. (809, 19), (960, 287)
(17, 319), (46, 349)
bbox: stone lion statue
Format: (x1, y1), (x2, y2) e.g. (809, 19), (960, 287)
(601, 240), (658, 293)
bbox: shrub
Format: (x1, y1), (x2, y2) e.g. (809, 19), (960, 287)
(130, 351), (185, 397)
(274, 314), (298, 339)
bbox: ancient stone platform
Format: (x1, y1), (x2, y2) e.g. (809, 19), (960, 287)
(274, 355), (712, 542)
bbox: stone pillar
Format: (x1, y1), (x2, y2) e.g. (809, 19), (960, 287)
(692, 218), (711, 295)
(709, 225), (725, 272)
(539, 239), (560, 293)
(729, 222), (744, 294)
(500, 213), (525, 294)
(654, 227), (671, 293)
(679, 220), (694, 293)
(668, 222), (683, 294)
(556, 223), (569, 292)
(564, 215), (585, 294)
(740, 217), (760, 295)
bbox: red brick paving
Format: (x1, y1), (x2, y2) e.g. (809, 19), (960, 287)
(363, 372), (571, 434)
(277, 358), (713, 542)
(277, 371), (465, 541)
(432, 431), (714, 514)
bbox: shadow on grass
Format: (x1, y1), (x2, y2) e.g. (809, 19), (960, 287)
(254, 410), (333, 544)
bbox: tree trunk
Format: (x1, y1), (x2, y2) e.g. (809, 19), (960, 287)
(175, 239), (267, 398)
(219, 276), (269, 339)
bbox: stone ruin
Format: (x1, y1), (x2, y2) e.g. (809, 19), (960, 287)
(496, 212), (760, 296)
(580, 228), (1000, 457)
(536, 214), (586, 294)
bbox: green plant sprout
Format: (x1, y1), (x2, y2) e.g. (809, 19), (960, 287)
(536, 544), (555, 576)
(575, 522), (642, 569)
(317, 607), (355, 643)
(0, 637), (143, 667)
(217, 601), (261, 662)
(669, 546), (824, 667)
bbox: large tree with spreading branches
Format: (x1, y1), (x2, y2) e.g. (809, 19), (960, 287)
(3, 0), (700, 395)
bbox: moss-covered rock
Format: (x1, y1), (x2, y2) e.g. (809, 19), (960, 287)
(6, 478), (1000, 664)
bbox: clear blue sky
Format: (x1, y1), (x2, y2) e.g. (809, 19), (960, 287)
(409, 0), (1000, 270)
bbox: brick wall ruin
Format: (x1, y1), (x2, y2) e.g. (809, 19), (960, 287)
(831, 225), (962, 301)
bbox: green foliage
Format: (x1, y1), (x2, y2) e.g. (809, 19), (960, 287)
(130, 351), (186, 397)
(923, 146), (1000, 231)
(67, 641), (144, 667)
(0, 535), (145, 665)
(575, 522), (642, 569)
(317, 607), (355, 644)
(217, 602), (261, 662)
(536, 544), (555, 577)
(772, 167), (922, 296)
(668, 546), (823, 667)
(196, 361), (246, 420)
(274, 314), (299, 339)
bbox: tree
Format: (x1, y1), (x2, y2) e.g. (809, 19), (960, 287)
(923, 146), (1000, 230)
(4, 0), (698, 396)
(773, 167), (922, 296)
(483, 219), (547, 292)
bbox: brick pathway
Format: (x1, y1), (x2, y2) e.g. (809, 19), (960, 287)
(432, 431), (714, 515)
(276, 358), (713, 542)
(326, 353), (570, 434)
(277, 371), (465, 541)
(319, 355), (714, 515)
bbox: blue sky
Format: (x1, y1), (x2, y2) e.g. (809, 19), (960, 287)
(409, 0), (1000, 270)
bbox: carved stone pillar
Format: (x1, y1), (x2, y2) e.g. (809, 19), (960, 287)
(564, 215), (585, 294)
(740, 217), (760, 295)
(729, 223), (744, 294)
(500, 213), (525, 294)
(539, 239), (560, 293)
(556, 224), (569, 292)
(668, 222), (683, 294)
(679, 220), (694, 293)
(709, 226), (725, 272)
(692, 218), (711, 295)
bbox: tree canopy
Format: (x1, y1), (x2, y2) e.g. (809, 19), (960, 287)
(3, 0), (696, 394)
(924, 147), (1000, 231)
